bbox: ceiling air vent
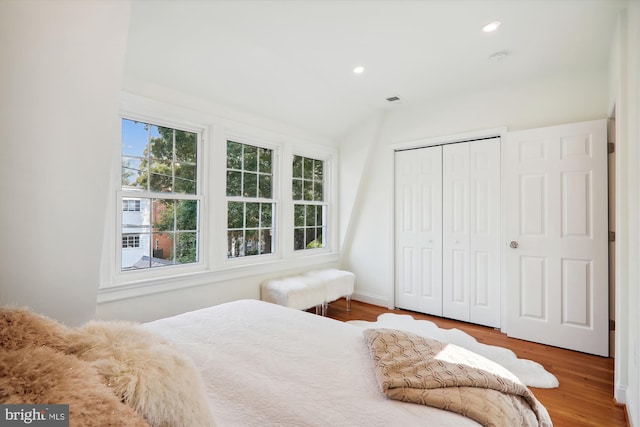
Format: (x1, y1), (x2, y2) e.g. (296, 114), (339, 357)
(386, 96), (401, 102)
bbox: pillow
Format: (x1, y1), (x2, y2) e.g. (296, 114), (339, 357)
(0, 346), (150, 427)
(0, 306), (70, 351)
(67, 320), (216, 427)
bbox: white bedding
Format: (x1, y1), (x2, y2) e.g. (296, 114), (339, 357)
(143, 299), (481, 427)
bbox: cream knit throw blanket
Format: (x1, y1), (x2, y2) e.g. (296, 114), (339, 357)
(363, 328), (553, 427)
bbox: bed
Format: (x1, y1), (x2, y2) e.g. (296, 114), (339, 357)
(143, 299), (550, 427)
(0, 299), (550, 426)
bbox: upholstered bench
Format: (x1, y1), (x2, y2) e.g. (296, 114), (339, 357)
(305, 269), (355, 315)
(260, 269), (355, 315)
(260, 275), (326, 314)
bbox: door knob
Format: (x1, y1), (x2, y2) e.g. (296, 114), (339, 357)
(509, 241), (519, 249)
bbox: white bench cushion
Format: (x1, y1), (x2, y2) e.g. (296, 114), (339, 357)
(260, 275), (325, 311)
(305, 269), (355, 302)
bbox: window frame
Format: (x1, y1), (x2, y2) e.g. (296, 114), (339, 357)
(287, 149), (336, 259)
(292, 155), (328, 251)
(222, 133), (281, 266)
(115, 113), (207, 282)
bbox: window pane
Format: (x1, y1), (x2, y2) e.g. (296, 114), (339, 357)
(150, 125), (172, 159)
(294, 204), (305, 227)
(314, 159), (324, 182)
(243, 172), (257, 198)
(260, 230), (273, 255)
(228, 230), (244, 257)
(303, 157), (313, 179)
(259, 148), (272, 174)
(294, 229), (305, 250)
(258, 174), (272, 198)
(317, 205), (325, 226)
(303, 180), (314, 201)
(306, 228), (318, 248)
(153, 199), (175, 232)
(176, 232), (198, 264)
(175, 200), (198, 230)
(305, 205), (316, 227)
(246, 202), (260, 228)
(292, 179), (302, 200)
(227, 171), (242, 196)
(228, 202), (244, 228)
(122, 157), (143, 188)
(175, 130), (197, 162)
(261, 203), (273, 228)
(121, 119), (148, 158)
(244, 230), (259, 255)
(152, 231), (174, 266)
(150, 159), (172, 192)
(175, 162), (196, 194)
(244, 145), (258, 171)
(314, 181), (323, 201)
(293, 155), (303, 178)
(227, 141), (242, 169)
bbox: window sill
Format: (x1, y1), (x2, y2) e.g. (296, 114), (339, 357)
(97, 251), (340, 303)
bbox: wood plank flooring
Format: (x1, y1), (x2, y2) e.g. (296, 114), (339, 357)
(324, 299), (628, 427)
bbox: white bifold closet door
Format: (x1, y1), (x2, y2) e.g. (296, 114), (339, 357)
(395, 138), (501, 328)
(442, 139), (501, 327)
(394, 147), (443, 315)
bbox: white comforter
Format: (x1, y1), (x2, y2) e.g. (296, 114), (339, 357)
(144, 299), (480, 427)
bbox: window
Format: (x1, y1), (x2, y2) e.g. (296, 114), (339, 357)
(122, 234), (140, 248)
(226, 141), (274, 258)
(120, 118), (200, 271)
(292, 155), (326, 250)
(122, 199), (141, 212)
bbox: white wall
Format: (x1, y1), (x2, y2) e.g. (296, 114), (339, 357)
(0, 1), (132, 326)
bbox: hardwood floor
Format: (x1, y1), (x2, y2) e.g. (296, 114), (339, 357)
(324, 299), (627, 427)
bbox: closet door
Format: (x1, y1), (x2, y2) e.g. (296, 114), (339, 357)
(442, 139), (501, 327)
(442, 143), (470, 322)
(468, 139), (501, 328)
(394, 147), (443, 315)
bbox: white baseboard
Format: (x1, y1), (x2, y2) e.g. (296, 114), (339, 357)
(351, 291), (390, 308)
(615, 384), (627, 405)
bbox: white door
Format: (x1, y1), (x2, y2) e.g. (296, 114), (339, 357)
(442, 143), (470, 322)
(469, 139), (502, 327)
(504, 119), (609, 356)
(442, 139), (501, 327)
(395, 147), (443, 315)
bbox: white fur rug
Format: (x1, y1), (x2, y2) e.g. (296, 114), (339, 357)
(348, 313), (559, 389)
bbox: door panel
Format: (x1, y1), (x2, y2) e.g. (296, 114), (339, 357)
(442, 143), (470, 322)
(469, 139), (501, 327)
(505, 119), (608, 356)
(395, 147), (443, 314)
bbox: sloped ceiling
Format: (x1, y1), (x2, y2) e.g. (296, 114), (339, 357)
(124, 0), (626, 139)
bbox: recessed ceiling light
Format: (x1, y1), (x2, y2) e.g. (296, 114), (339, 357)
(353, 66), (365, 74)
(483, 21), (501, 32)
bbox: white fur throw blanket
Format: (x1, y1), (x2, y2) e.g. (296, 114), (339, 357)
(363, 329), (553, 427)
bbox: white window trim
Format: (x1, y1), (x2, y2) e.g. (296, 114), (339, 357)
(286, 148), (337, 258)
(223, 134), (281, 264)
(108, 111), (209, 286)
